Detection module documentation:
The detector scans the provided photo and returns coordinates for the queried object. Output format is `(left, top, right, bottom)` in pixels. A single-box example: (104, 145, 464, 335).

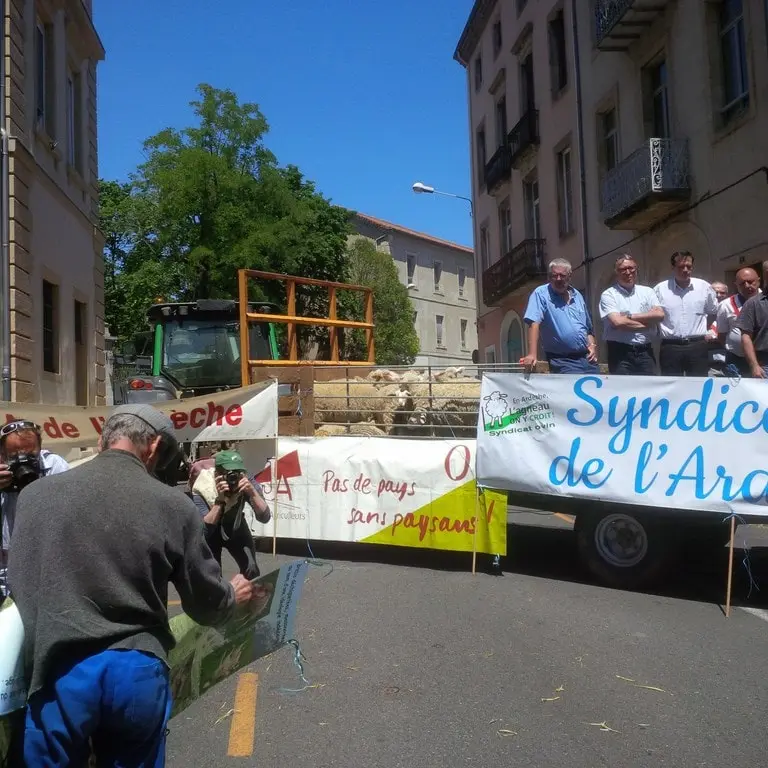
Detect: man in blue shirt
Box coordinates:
(521, 258, 599, 374)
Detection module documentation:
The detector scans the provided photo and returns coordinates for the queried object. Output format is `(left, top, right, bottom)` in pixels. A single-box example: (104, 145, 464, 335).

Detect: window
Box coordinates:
(516, 0, 528, 15)
(476, 125, 487, 183)
(474, 54, 483, 91)
(548, 9, 568, 94)
(460, 319, 468, 349)
(492, 20, 503, 59)
(485, 345, 497, 364)
(498, 198, 512, 255)
(67, 71, 84, 171)
(412, 310, 417, 325)
(495, 96, 508, 148)
(646, 60, 671, 137)
(406, 253, 416, 287)
(598, 108, 619, 173)
(74, 300, 88, 405)
(433, 261, 443, 292)
(35, 21, 55, 136)
(42, 280, 59, 374)
(502, 312, 525, 363)
(520, 53, 535, 110)
(719, 0, 749, 120)
(479, 225, 491, 272)
(458, 267, 466, 297)
(556, 146, 574, 236)
(523, 174, 541, 239)
(435, 315, 445, 348)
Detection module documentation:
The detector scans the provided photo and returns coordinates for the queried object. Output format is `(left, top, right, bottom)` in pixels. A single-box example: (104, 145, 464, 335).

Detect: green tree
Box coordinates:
(342, 238, 420, 366)
(99, 84, 351, 345)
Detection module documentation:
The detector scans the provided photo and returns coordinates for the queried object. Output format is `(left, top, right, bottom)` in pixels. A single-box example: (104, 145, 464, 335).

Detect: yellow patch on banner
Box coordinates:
(361, 481, 507, 555)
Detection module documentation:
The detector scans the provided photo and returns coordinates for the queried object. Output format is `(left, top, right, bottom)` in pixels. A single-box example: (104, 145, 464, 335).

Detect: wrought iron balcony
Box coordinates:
(508, 109, 539, 168)
(482, 239, 546, 306)
(601, 138, 690, 230)
(594, 0, 671, 52)
(483, 144, 512, 193)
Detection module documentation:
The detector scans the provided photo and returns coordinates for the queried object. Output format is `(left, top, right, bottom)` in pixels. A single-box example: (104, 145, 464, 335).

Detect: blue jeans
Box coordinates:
(24, 649, 172, 767)
(546, 352, 599, 374)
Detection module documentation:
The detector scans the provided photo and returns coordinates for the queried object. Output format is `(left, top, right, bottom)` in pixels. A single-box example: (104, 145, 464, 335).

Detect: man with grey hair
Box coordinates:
(8, 403, 258, 767)
(521, 258, 599, 374)
(599, 254, 664, 374)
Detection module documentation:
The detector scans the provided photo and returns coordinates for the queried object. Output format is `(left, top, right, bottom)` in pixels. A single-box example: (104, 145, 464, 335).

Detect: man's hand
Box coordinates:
(0, 463, 12, 491)
(230, 574, 256, 606)
(520, 353, 537, 370)
(751, 365, 766, 379)
(237, 475, 257, 499)
(587, 344, 598, 363)
(214, 475, 230, 501)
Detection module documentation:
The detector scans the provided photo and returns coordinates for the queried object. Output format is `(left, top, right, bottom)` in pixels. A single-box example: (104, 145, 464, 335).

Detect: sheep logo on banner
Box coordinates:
(482, 391, 511, 429)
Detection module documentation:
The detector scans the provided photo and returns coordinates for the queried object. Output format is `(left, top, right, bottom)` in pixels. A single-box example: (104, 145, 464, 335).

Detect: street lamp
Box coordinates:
(411, 182, 473, 218)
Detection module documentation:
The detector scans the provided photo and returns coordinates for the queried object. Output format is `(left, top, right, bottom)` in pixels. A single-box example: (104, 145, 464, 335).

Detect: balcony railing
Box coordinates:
(508, 109, 539, 168)
(594, 0, 671, 52)
(601, 138, 690, 230)
(484, 144, 512, 193)
(482, 239, 546, 306)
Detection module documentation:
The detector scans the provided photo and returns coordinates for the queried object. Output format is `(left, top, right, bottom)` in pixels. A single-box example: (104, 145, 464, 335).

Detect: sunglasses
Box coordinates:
(0, 420, 42, 441)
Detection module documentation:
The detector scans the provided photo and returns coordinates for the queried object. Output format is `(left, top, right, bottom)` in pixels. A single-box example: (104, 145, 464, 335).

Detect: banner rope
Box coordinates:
(278, 638, 315, 694)
(723, 509, 760, 599)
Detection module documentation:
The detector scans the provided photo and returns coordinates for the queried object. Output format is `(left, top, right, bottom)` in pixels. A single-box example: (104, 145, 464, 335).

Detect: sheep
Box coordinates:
(403, 377, 482, 438)
(366, 369, 401, 383)
(314, 422, 388, 437)
(313, 380, 386, 426)
(482, 391, 510, 428)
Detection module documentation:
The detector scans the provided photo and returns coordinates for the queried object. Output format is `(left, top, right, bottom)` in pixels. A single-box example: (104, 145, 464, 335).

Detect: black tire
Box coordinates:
(575, 510, 673, 590)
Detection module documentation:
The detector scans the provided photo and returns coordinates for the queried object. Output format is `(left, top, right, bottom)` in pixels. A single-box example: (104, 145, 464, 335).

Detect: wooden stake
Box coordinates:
(725, 516, 736, 617)
(271, 454, 278, 558)
(471, 484, 479, 575)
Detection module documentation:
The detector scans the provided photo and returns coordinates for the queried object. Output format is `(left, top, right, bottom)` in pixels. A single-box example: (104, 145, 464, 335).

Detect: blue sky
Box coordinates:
(94, 0, 474, 247)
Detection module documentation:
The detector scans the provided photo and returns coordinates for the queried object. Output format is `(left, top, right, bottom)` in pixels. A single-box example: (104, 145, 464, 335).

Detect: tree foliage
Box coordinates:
(342, 238, 419, 366)
(99, 84, 351, 345)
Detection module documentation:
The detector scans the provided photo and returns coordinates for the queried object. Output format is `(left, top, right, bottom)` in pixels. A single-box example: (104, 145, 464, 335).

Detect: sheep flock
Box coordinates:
(312, 366, 482, 439)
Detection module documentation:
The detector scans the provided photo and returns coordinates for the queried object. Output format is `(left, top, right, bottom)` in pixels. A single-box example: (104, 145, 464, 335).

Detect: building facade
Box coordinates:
(455, 0, 768, 361)
(2, 0, 105, 405)
(352, 213, 478, 368)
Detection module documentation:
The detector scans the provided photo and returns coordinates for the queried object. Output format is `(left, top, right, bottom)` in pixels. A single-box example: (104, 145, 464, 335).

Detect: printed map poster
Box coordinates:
(477, 372, 768, 517)
(246, 437, 507, 556)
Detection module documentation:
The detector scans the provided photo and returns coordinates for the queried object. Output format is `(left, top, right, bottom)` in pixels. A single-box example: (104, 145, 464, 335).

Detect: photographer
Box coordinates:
(0, 420, 69, 598)
(190, 449, 271, 580)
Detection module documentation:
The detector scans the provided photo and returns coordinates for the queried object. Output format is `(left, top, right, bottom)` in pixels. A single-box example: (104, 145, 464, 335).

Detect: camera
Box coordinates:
(226, 470, 243, 493)
(7, 452, 43, 493)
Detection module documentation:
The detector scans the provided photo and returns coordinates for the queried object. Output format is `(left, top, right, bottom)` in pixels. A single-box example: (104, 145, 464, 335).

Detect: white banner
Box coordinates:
(244, 437, 507, 555)
(476, 373, 768, 517)
(0, 600, 25, 716)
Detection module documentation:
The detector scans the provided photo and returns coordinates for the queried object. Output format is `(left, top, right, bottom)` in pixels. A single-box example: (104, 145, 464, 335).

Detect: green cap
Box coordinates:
(214, 450, 246, 472)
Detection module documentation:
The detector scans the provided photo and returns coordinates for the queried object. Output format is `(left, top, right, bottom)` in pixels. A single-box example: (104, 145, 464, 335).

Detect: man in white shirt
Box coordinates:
(599, 254, 664, 374)
(706, 282, 729, 375)
(716, 267, 761, 376)
(654, 250, 719, 376)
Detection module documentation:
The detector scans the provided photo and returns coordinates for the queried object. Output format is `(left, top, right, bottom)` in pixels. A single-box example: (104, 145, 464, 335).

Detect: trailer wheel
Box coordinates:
(575, 511, 671, 590)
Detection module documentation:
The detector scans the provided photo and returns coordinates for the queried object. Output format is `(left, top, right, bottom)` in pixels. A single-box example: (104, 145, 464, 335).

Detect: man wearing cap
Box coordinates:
(190, 448, 272, 580)
(8, 404, 259, 767)
(0, 420, 70, 599)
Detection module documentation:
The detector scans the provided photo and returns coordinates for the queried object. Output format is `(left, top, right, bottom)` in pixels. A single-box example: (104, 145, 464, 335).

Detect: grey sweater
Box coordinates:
(8, 449, 234, 696)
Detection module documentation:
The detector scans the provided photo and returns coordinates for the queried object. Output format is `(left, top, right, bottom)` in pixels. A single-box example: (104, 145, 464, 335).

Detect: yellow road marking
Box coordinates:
(227, 673, 259, 757)
(167, 600, 181, 606)
(554, 513, 575, 524)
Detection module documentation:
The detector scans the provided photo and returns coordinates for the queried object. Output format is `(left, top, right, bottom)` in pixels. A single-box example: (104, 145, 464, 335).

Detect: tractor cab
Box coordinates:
(113, 299, 279, 404)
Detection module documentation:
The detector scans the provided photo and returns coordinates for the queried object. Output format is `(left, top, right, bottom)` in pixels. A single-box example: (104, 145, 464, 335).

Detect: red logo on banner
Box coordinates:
(256, 450, 302, 501)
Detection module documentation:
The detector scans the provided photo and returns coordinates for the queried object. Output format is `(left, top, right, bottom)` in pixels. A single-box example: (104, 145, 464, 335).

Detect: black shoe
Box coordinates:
(490, 554, 503, 576)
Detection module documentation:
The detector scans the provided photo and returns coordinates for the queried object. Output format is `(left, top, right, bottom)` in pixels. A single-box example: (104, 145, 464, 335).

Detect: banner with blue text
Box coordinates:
(476, 373, 768, 516)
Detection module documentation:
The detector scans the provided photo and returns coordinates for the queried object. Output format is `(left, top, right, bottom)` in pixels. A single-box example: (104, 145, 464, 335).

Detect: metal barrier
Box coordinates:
(300, 362, 527, 440)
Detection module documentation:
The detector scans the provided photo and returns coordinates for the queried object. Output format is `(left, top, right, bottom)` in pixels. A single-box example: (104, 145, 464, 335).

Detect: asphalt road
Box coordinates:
(166, 518, 768, 768)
